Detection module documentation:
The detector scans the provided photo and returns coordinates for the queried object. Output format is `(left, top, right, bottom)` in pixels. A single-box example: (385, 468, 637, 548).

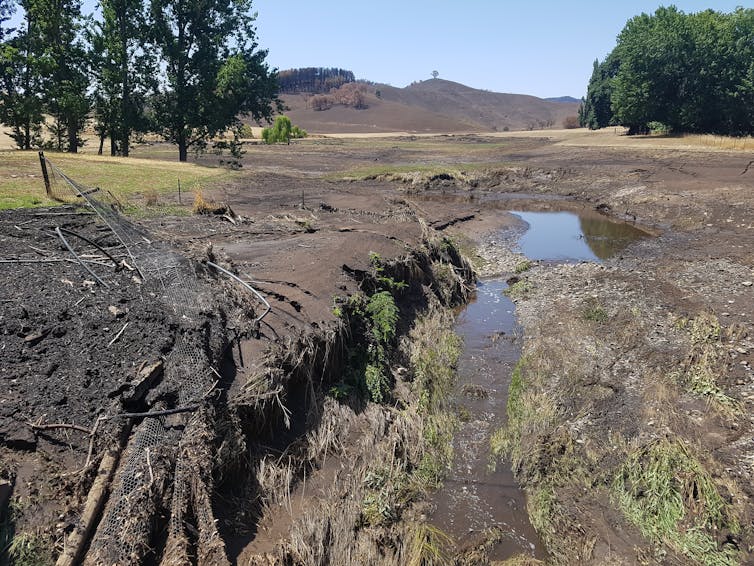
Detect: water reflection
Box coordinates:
(512, 210, 647, 261)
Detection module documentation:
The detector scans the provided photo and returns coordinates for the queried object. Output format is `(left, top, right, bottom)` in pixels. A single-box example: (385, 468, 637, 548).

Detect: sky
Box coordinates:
(253, 1, 748, 98)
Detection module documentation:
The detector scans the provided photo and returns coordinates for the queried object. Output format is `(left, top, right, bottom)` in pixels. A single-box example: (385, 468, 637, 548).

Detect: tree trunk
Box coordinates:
(67, 120, 78, 153)
(111, 136, 117, 157)
(98, 133, 105, 155)
(178, 132, 188, 162)
(120, 13, 130, 158)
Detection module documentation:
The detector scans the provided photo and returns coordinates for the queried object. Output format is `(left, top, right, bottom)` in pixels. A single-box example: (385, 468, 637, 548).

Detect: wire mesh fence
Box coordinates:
(41, 155, 252, 564)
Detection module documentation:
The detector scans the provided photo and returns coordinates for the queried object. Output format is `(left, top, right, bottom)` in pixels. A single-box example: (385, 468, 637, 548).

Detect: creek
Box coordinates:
(429, 209, 648, 560)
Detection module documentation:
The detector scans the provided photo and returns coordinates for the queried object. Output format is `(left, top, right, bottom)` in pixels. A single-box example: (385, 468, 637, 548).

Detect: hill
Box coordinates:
(276, 78, 580, 134)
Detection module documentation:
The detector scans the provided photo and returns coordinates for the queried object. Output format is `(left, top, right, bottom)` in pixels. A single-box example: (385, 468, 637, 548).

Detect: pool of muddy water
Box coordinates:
(429, 209, 648, 560)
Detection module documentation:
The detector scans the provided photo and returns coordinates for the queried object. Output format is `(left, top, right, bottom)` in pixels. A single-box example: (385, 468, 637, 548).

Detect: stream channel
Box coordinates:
(429, 209, 649, 560)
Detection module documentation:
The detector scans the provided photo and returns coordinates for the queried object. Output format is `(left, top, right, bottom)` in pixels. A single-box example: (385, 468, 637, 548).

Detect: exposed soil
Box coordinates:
(2, 133, 754, 565)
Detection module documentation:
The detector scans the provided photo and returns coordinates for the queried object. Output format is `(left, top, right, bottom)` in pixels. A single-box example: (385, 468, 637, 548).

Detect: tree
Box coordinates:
(89, 0, 155, 156)
(0, 0, 46, 149)
(261, 115, 306, 144)
(581, 54, 619, 129)
(34, 0, 91, 152)
(149, 0, 281, 161)
(431, 70, 439, 79)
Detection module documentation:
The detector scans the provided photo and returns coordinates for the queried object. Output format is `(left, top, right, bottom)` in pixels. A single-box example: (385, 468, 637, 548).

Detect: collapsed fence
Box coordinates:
(35, 154, 269, 565)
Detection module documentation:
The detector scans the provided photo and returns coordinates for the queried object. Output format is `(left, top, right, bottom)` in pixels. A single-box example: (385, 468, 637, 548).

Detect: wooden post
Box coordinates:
(178, 178, 182, 204)
(39, 151, 51, 196)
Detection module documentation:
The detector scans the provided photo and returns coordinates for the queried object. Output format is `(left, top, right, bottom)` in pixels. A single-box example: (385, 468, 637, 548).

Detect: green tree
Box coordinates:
(261, 115, 306, 144)
(30, 0, 90, 152)
(581, 54, 619, 129)
(0, 0, 46, 149)
(149, 0, 281, 161)
(89, 0, 155, 156)
(608, 6, 754, 135)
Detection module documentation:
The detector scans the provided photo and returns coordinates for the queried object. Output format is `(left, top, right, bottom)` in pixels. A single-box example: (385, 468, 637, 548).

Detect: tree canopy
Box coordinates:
(0, 0, 281, 160)
(581, 7, 754, 135)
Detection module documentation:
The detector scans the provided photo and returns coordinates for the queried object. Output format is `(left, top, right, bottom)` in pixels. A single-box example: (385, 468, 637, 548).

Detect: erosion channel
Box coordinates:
(429, 207, 649, 561)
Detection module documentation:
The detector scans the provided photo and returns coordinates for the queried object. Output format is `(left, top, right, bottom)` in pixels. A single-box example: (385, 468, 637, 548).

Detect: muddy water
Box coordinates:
(512, 210, 648, 261)
(429, 209, 648, 559)
(430, 280, 544, 560)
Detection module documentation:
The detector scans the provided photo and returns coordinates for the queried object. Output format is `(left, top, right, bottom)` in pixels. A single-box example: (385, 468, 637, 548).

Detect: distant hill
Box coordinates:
(545, 96, 581, 104)
(276, 78, 581, 134)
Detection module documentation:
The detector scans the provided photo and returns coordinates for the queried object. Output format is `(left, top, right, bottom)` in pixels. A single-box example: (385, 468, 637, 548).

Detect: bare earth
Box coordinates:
(1, 130, 753, 564)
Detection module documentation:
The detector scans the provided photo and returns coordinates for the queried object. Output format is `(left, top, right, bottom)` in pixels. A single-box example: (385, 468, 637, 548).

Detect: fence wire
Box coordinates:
(42, 158, 254, 564)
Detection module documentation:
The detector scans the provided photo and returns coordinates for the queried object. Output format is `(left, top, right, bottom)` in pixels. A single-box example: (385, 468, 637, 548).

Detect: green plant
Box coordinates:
(7, 532, 53, 566)
(366, 291, 398, 344)
(261, 115, 306, 144)
(612, 439, 739, 565)
(365, 363, 390, 404)
(514, 259, 533, 274)
(582, 301, 609, 323)
(503, 279, 533, 299)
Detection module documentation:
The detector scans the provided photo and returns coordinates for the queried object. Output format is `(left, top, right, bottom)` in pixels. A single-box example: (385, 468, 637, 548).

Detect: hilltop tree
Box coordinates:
(149, 0, 281, 161)
(89, 0, 155, 156)
(431, 70, 439, 79)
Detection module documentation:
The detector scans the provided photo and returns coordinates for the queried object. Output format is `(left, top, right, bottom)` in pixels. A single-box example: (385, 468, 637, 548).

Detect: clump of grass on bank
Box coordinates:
(503, 279, 533, 300)
(328, 161, 514, 186)
(582, 298, 609, 323)
(612, 439, 739, 565)
(407, 522, 454, 566)
(672, 313, 740, 415)
(514, 259, 534, 274)
(6, 532, 53, 566)
(0, 150, 233, 211)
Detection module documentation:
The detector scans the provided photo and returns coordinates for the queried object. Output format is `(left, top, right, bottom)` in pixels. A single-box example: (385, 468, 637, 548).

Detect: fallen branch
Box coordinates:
(28, 421, 92, 435)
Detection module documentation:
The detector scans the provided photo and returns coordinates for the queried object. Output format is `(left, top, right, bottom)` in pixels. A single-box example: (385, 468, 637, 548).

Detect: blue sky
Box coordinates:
(254, 1, 747, 98)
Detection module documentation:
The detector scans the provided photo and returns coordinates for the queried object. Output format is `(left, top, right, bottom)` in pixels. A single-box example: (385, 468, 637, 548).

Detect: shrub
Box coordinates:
(261, 115, 306, 144)
(563, 115, 580, 129)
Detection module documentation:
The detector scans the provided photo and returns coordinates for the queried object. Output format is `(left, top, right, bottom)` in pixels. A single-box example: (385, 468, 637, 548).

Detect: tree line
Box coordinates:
(0, 0, 281, 160)
(277, 67, 354, 94)
(580, 7, 754, 135)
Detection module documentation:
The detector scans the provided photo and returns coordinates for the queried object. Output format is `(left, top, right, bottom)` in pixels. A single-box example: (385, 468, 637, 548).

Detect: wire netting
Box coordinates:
(43, 158, 235, 564)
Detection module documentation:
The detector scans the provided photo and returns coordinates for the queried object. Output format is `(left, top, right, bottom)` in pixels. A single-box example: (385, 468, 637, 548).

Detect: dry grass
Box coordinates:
(0, 150, 231, 210)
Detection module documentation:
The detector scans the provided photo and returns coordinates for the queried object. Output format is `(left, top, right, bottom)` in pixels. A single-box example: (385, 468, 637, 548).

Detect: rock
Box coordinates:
(108, 305, 128, 318)
(742, 281, 753, 287)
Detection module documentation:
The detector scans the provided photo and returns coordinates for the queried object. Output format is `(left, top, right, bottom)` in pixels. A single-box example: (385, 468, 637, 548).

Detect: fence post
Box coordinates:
(39, 151, 51, 196)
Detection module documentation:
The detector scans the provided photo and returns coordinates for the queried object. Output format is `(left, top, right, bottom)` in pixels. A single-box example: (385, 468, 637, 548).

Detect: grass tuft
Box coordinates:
(612, 438, 739, 566)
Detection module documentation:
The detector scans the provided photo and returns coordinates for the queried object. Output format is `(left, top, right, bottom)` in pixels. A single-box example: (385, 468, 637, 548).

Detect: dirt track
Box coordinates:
(2, 132, 754, 564)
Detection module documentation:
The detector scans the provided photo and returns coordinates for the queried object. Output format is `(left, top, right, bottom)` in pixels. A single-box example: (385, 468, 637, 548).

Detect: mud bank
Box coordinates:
(477, 207, 754, 565)
(1, 200, 486, 564)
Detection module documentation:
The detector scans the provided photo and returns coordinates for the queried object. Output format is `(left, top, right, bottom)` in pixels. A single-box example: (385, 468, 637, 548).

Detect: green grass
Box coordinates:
(0, 150, 235, 211)
(514, 259, 533, 274)
(612, 439, 739, 565)
(327, 160, 514, 183)
(673, 313, 739, 415)
(503, 279, 533, 299)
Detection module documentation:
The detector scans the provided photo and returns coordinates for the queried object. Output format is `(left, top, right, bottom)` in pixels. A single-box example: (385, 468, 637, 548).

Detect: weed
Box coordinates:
(365, 363, 390, 404)
(673, 313, 739, 414)
(503, 279, 533, 299)
(144, 188, 158, 206)
(7, 532, 53, 566)
(407, 523, 454, 566)
(514, 259, 533, 274)
(366, 291, 398, 344)
(582, 301, 609, 323)
(612, 438, 739, 565)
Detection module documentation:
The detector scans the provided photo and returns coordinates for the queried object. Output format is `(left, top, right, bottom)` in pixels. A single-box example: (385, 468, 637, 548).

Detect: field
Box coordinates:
(1, 129, 753, 564)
